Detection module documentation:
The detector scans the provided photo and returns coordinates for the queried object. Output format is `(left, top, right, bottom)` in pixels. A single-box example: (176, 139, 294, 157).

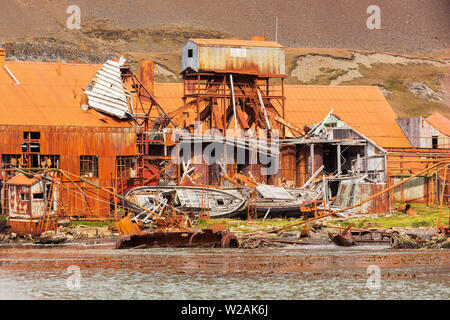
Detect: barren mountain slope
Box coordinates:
(0, 0, 448, 118)
(0, 0, 449, 53)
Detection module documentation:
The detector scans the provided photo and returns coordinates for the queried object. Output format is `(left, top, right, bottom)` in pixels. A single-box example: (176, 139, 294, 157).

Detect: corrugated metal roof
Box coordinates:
(426, 112, 450, 136)
(0, 61, 133, 128)
(190, 38, 283, 48)
(6, 174, 39, 186)
(84, 57, 131, 119)
(152, 83, 411, 148)
(282, 86, 411, 148)
(154, 83, 185, 112)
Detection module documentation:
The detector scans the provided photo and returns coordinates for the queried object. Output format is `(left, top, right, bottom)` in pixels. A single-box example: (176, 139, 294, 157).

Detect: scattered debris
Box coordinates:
(395, 203, 417, 216)
(328, 225, 356, 246)
(390, 232, 449, 249)
(34, 231, 67, 244)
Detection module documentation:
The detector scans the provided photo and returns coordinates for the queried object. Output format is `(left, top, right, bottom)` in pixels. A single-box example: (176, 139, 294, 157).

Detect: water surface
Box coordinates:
(0, 242, 448, 300)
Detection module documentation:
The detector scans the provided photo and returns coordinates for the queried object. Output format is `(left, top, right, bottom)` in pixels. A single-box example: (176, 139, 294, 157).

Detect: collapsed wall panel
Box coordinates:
(84, 57, 131, 119)
(334, 183, 389, 214)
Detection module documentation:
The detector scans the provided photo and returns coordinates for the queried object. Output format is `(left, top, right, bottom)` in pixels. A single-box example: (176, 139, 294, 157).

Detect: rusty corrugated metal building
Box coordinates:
(0, 53, 138, 219)
(182, 39, 285, 76)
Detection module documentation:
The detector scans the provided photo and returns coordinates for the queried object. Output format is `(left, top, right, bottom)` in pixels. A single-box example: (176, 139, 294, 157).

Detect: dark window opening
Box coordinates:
(20, 154, 40, 168)
(33, 193, 44, 200)
(20, 193, 30, 201)
(80, 156, 98, 178)
(21, 142, 40, 153)
(432, 136, 438, 149)
(188, 49, 193, 58)
(23, 132, 40, 140)
(21, 143, 41, 153)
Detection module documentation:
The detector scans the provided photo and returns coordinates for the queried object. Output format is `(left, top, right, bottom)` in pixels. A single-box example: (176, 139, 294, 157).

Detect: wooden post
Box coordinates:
(55, 172, 62, 232)
(310, 144, 315, 178)
(401, 181, 404, 203)
(437, 165, 448, 233)
(2, 173, 5, 217)
(337, 143, 341, 175)
(113, 171, 117, 220)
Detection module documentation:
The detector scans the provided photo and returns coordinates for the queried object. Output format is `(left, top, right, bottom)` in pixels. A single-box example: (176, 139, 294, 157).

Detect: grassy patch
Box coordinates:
(194, 202, 447, 232)
(68, 220, 115, 228)
(0, 215, 6, 222)
(194, 217, 308, 233)
(328, 203, 445, 228)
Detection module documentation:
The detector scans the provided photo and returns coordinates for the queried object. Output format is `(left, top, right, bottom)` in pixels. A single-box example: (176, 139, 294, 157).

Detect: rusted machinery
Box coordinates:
(328, 224, 356, 247)
(327, 225, 392, 245)
(116, 224, 240, 249)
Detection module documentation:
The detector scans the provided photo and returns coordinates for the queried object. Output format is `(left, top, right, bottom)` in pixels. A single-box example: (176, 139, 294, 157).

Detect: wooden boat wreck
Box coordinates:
(123, 185, 248, 219)
(252, 184, 321, 216)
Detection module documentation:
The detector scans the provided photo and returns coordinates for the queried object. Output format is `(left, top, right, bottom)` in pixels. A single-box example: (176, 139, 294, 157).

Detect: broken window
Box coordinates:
(116, 156, 138, 178)
(432, 136, 438, 149)
(80, 156, 98, 178)
(20, 193, 30, 201)
(22, 131, 41, 168)
(1, 154, 21, 169)
(332, 128, 353, 139)
(39, 155, 60, 169)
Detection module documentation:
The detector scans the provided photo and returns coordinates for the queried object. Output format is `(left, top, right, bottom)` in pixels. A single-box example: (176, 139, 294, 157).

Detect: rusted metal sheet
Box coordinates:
(296, 146, 308, 187)
(140, 60, 154, 97)
(6, 219, 41, 236)
(182, 39, 285, 77)
(116, 227, 240, 249)
(280, 145, 296, 186)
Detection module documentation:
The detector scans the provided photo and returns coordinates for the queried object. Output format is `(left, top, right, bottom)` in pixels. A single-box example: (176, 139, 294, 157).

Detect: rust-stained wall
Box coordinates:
(1, 125, 139, 217)
(9, 185, 31, 216)
(8, 182, 45, 218)
(280, 145, 296, 186)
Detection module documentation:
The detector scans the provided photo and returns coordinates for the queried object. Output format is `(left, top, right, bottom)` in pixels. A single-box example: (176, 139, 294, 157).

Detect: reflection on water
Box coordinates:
(0, 243, 448, 300)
